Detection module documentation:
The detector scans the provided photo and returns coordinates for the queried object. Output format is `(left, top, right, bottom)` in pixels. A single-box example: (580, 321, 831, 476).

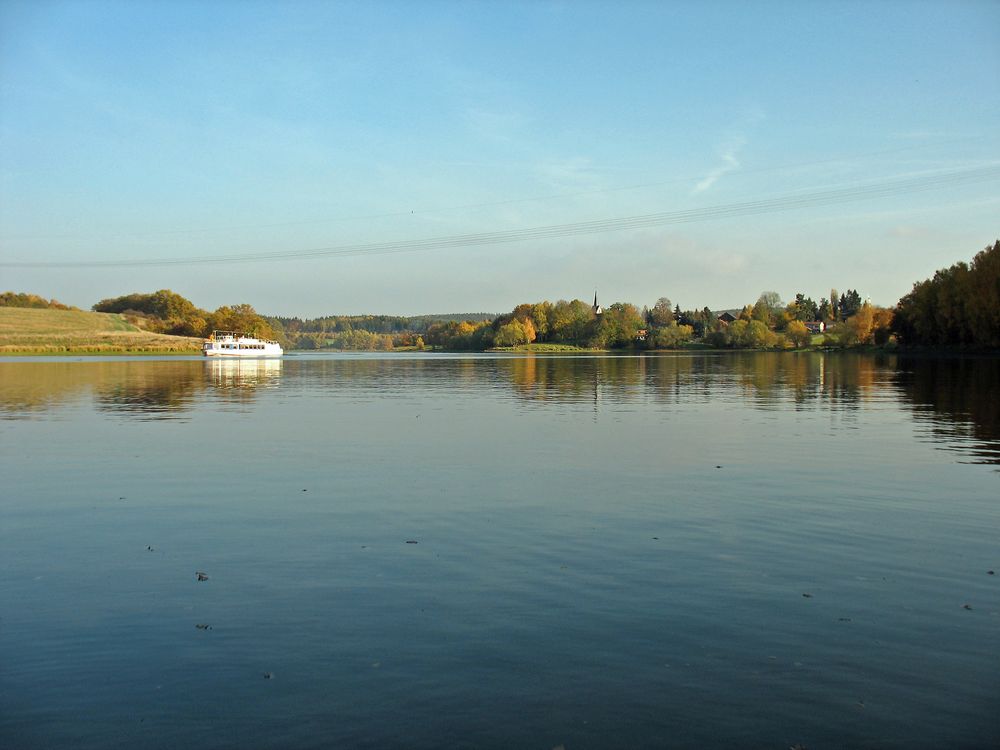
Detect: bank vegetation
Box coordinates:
(2, 239, 996, 354)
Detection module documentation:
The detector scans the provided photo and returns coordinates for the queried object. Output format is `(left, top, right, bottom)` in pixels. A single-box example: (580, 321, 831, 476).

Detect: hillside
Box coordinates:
(0, 307, 203, 354)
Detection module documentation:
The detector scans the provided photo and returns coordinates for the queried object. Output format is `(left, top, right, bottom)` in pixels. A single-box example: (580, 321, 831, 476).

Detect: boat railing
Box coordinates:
(208, 330, 280, 346)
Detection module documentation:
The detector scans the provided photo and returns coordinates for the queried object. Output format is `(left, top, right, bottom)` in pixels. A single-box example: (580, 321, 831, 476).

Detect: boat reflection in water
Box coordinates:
(206, 357, 283, 391)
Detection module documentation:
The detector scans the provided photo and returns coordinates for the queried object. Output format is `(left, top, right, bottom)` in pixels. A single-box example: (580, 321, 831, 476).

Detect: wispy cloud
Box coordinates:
(693, 138, 745, 194)
(693, 107, 765, 195)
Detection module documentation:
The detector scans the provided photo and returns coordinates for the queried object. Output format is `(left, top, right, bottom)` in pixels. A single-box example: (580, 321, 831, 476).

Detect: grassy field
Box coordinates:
(0, 307, 203, 354)
(479, 342, 601, 352)
(514, 342, 597, 352)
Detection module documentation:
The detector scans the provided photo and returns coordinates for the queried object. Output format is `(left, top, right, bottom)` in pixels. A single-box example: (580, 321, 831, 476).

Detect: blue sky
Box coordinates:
(1, 0, 998, 316)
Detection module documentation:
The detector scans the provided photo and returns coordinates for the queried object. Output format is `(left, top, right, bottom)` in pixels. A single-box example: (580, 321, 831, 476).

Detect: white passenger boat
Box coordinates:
(202, 330, 283, 358)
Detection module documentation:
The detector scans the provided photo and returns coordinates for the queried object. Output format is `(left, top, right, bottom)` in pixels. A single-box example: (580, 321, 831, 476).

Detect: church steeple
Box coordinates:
(592, 291, 602, 315)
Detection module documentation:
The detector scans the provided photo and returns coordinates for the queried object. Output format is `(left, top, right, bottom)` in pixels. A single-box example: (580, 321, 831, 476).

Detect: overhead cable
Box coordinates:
(2, 164, 997, 269)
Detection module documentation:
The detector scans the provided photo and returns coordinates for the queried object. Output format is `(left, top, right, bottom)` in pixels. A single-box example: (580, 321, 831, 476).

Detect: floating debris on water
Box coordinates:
(838, 617, 852, 622)
(263, 672, 273, 679)
(147, 546, 154, 551)
(802, 593, 813, 598)
(195, 624, 212, 630)
(196, 572, 209, 581)
(405, 540, 418, 544)
(962, 603, 973, 610)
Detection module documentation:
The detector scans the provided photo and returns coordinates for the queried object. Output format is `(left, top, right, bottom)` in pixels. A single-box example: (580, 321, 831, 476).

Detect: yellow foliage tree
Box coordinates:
(786, 320, 811, 348)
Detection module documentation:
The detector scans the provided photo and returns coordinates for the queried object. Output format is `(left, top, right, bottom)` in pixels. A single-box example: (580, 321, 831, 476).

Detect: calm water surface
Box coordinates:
(1, 352, 998, 749)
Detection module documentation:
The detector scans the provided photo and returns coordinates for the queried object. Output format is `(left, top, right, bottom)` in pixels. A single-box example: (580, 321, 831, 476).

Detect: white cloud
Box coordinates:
(693, 136, 746, 194)
(692, 107, 764, 195)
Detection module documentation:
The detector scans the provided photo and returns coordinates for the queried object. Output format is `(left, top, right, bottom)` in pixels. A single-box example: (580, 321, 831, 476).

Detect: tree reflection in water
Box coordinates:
(0, 358, 283, 421)
(894, 355, 1000, 465)
(0, 353, 997, 464)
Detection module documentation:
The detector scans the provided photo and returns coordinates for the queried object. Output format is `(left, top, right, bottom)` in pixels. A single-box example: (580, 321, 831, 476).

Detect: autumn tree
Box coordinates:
(548, 299, 595, 343)
(746, 319, 776, 348)
(494, 320, 533, 347)
(786, 320, 811, 348)
(752, 291, 782, 327)
(650, 323, 694, 348)
(1, 292, 74, 310)
(530, 302, 552, 341)
(647, 297, 675, 327)
(872, 307, 894, 345)
(207, 303, 276, 339)
(592, 303, 644, 348)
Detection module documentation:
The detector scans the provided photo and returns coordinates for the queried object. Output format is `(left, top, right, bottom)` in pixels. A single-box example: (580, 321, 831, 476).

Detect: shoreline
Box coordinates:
(3, 346, 996, 358)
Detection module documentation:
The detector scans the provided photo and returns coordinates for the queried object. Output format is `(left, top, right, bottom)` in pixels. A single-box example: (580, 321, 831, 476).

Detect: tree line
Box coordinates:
(422, 289, 896, 352)
(91, 290, 283, 343)
(0, 292, 76, 310)
(4, 238, 996, 351)
(892, 240, 1000, 348)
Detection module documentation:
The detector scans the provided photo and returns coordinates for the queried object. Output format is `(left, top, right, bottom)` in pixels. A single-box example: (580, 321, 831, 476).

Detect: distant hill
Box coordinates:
(0, 307, 203, 354)
(407, 312, 495, 328)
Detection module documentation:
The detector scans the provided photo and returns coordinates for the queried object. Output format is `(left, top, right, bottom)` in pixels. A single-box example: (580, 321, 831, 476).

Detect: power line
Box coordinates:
(2, 164, 998, 269)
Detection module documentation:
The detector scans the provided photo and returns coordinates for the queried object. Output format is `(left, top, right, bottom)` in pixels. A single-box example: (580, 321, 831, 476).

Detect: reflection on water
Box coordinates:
(0, 357, 284, 421)
(502, 351, 892, 411)
(95, 362, 203, 419)
(895, 355, 1000, 465)
(207, 357, 283, 390)
(0, 352, 998, 463)
(1, 351, 998, 749)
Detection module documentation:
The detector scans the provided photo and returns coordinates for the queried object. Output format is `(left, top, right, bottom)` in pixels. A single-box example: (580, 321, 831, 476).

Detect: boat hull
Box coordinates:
(203, 349, 283, 357)
(202, 331, 283, 357)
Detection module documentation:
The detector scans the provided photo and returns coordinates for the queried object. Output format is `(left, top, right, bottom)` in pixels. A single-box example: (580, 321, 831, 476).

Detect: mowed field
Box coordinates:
(0, 307, 203, 354)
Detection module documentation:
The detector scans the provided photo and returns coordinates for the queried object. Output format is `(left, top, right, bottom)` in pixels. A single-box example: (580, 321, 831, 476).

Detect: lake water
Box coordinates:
(1, 352, 997, 749)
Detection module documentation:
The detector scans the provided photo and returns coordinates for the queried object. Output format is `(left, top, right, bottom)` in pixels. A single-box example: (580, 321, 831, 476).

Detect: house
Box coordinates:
(636, 329, 648, 341)
(717, 312, 736, 324)
(804, 321, 826, 334)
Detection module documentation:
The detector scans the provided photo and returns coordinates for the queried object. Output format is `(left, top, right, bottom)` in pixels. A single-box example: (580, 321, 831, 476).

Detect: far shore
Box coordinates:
(9, 344, 992, 358)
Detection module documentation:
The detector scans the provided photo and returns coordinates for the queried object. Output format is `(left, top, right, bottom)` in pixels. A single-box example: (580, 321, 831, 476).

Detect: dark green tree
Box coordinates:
(839, 289, 863, 320)
(893, 240, 1000, 348)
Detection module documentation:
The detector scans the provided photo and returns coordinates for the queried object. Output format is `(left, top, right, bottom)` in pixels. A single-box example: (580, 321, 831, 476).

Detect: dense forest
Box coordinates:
(273, 312, 492, 350)
(892, 240, 1000, 348)
(3, 238, 996, 352)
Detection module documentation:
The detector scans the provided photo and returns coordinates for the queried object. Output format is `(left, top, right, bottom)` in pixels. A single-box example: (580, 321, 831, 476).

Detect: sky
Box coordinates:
(1, 0, 998, 317)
